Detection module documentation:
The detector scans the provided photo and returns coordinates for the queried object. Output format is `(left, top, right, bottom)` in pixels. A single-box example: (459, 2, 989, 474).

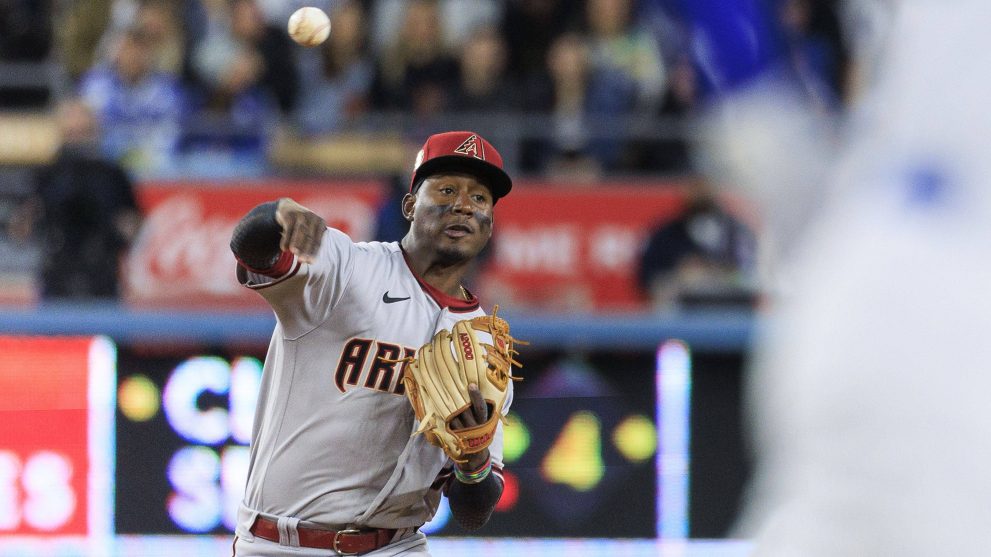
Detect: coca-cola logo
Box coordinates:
(125, 195, 237, 299)
(124, 191, 377, 304)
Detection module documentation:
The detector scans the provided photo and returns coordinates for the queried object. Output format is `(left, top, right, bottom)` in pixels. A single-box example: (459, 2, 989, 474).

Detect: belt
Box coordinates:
(249, 516, 397, 555)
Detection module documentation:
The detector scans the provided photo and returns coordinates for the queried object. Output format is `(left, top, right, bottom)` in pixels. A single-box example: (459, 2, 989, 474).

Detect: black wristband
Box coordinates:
(446, 469, 503, 531)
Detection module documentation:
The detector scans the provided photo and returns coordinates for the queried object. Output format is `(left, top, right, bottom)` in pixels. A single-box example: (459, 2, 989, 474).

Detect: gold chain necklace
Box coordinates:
(459, 285, 470, 301)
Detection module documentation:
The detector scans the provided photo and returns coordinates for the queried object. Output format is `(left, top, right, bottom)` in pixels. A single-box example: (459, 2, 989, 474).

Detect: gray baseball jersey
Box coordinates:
(233, 227, 510, 538)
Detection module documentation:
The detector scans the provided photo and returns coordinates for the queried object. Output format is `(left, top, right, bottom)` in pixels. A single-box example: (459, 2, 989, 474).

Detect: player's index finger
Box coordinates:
(289, 216, 313, 257)
(279, 212, 297, 252)
(293, 225, 313, 259)
(469, 384, 486, 421)
(302, 218, 324, 257)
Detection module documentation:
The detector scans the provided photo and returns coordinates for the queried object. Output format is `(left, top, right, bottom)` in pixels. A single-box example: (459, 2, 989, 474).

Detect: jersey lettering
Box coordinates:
(392, 348, 416, 395)
(335, 339, 417, 395)
(366, 343, 401, 392)
(335, 338, 373, 392)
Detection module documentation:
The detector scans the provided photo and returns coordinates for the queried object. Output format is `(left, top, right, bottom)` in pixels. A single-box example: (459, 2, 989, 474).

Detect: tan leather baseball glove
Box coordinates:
(401, 310, 524, 463)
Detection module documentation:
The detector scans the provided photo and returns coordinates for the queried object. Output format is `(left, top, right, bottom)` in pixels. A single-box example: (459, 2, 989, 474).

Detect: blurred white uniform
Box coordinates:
(738, 2, 991, 555)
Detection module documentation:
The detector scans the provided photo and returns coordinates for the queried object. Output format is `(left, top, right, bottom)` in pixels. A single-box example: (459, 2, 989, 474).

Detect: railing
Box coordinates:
(0, 107, 697, 177)
(0, 60, 70, 103)
(0, 302, 755, 351)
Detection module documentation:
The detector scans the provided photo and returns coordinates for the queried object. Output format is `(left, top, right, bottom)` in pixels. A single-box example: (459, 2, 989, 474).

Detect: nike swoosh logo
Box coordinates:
(382, 291, 411, 304)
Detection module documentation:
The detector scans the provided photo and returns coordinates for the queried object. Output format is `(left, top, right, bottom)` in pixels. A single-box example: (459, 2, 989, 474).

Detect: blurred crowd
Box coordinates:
(1, 0, 849, 179)
(0, 0, 851, 310)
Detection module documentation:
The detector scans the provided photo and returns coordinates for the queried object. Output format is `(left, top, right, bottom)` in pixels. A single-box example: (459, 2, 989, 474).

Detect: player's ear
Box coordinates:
(402, 193, 416, 221)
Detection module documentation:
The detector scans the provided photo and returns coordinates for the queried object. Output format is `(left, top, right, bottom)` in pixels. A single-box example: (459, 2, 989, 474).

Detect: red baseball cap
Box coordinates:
(409, 131, 513, 201)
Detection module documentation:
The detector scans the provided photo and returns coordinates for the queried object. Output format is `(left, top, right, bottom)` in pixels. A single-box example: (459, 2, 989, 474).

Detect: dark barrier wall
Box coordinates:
(690, 352, 751, 538)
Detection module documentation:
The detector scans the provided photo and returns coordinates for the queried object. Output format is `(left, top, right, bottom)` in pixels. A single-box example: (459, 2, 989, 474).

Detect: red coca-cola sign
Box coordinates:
(476, 182, 689, 311)
(124, 178, 750, 311)
(124, 180, 386, 307)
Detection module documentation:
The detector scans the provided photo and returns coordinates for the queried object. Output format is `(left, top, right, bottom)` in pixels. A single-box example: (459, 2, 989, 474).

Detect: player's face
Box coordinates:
(406, 173, 494, 264)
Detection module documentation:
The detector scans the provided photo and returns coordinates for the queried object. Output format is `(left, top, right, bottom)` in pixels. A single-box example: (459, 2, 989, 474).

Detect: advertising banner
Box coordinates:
(125, 180, 687, 310)
(0, 336, 115, 537)
(124, 180, 386, 307)
(479, 182, 685, 310)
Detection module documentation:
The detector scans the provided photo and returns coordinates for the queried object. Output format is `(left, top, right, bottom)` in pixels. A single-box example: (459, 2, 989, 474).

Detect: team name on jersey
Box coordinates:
(334, 338, 417, 395)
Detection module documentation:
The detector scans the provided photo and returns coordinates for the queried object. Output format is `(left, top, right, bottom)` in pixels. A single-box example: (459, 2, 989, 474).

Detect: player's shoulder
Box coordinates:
(323, 228, 399, 254)
(352, 239, 401, 256)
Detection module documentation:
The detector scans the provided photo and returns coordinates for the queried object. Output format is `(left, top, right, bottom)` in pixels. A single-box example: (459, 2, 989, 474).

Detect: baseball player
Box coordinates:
(228, 131, 512, 556)
(735, 3, 991, 555)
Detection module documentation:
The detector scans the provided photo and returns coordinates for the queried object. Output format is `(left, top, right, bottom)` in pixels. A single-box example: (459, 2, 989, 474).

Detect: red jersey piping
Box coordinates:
(236, 250, 294, 277)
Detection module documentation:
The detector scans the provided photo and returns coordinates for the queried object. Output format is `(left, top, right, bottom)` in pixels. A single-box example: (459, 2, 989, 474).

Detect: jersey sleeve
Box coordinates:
(236, 227, 356, 339)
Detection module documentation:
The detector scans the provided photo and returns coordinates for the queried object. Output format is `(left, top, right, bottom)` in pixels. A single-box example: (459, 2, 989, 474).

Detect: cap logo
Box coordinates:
(453, 134, 485, 160)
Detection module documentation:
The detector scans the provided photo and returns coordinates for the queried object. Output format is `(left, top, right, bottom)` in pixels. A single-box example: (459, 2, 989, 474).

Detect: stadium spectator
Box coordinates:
(778, 0, 846, 110)
(132, 0, 185, 76)
(658, 56, 700, 123)
(522, 32, 636, 175)
(228, 0, 298, 113)
(630, 54, 699, 173)
(14, 98, 142, 300)
(58, 0, 205, 82)
(585, 0, 667, 111)
(450, 26, 520, 112)
(370, 0, 459, 116)
(78, 27, 184, 175)
(637, 177, 758, 313)
(57, 0, 113, 81)
(293, 0, 373, 135)
(370, 0, 501, 53)
(86, 0, 188, 76)
(501, 0, 584, 83)
(189, 0, 293, 109)
(183, 0, 290, 174)
(182, 0, 297, 114)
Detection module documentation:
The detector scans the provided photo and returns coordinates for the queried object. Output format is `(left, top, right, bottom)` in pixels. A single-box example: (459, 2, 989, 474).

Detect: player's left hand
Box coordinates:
(450, 384, 490, 471)
(401, 313, 521, 466)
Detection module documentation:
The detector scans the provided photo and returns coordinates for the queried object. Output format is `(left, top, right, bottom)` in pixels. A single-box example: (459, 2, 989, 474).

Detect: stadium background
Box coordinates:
(0, 0, 850, 555)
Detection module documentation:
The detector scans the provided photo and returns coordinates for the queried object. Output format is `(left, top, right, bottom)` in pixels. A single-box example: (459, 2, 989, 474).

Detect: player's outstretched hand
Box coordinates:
(275, 197, 326, 263)
(450, 384, 490, 471)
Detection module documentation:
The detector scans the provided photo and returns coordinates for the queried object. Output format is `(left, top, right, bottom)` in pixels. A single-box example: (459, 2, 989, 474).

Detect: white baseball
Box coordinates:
(288, 7, 331, 47)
